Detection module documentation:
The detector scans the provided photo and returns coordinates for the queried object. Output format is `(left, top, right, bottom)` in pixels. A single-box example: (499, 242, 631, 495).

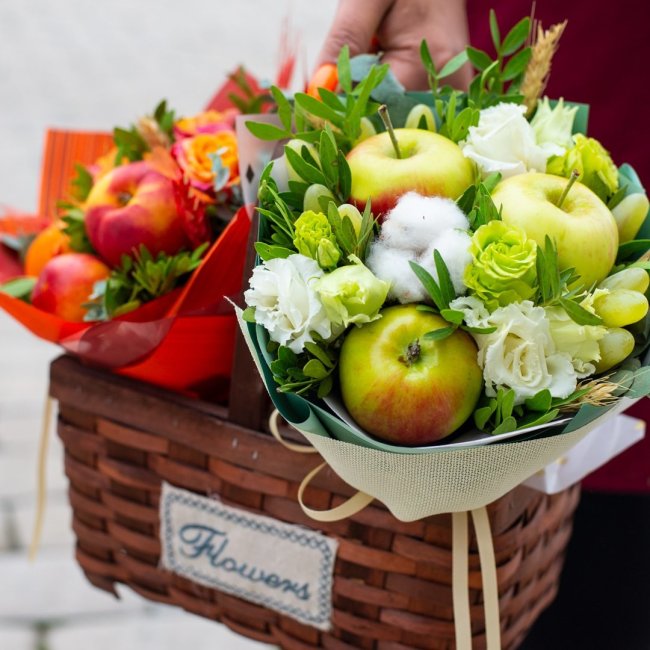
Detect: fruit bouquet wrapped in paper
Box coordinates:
(239, 12, 650, 518)
(0, 70, 277, 396)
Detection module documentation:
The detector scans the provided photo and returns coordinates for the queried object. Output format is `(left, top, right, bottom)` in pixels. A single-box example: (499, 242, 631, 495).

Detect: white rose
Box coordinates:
(450, 298, 577, 404)
(461, 103, 552, 179)
(244, 254, 332, 353)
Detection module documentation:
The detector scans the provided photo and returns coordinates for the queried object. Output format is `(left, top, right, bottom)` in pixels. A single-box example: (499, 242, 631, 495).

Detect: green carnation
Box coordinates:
(315, 256, 389, 328)
(293, 210, 341, 271)
(547, 134, 619, 202)
(464, 221, 537, 311)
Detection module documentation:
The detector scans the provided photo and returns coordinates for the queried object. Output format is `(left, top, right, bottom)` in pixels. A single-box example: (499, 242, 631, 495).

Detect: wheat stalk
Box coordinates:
(559, 375, 621, 412)
(521, 20, 568, 115)
(136, 116, 171, 150)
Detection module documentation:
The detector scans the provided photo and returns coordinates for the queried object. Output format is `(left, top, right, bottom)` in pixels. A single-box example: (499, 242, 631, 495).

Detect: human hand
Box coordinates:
(317, 0, 472, 91)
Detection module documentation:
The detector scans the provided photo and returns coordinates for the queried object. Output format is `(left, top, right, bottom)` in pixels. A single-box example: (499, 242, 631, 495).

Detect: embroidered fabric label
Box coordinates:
(160, 482, 338, 631)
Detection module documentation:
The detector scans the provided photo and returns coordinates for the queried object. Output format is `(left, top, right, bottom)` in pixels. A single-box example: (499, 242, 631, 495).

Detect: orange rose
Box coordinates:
(173, 131, 239, 191)
(174, 109, 238, 138)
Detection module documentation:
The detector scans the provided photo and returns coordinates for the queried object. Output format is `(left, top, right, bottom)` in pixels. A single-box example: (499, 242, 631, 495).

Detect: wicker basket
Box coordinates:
(50, 350, 580, 650)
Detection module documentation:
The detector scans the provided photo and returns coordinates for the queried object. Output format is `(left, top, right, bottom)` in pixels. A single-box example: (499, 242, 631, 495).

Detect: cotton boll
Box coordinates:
(366, 240, 428, 304)
(419, 229, 472, 296)
(381, 192, 470, 254)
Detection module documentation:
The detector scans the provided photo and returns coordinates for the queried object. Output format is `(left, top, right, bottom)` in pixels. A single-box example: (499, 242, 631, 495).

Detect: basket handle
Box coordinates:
(228, 209, 270, 430)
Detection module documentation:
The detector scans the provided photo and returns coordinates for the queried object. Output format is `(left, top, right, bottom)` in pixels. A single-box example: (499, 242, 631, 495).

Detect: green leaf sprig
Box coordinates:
(410, 253, 496, 341)
(456, 173, 502, 229)
(535, 236, 603, 326)
(246, 46, 388, 153)
(86, 243, 207, 320)
(262, 338, 338, 398)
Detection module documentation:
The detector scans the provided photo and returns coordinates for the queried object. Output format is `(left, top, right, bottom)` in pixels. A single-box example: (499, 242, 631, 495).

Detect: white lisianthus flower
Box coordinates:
(530, 97, 578, 153)
(461, 103, 553, 179)
(244, 254, 332, 353)
(449, 298, 577, 404)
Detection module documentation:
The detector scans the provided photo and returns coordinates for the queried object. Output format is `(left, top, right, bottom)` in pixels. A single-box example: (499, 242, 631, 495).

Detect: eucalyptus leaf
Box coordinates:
(559, 297, 604, 326)
(467, 47, 493, 72)
(501, 17, 530, 56)
(525, 389, 552, 412)
(0, 276, 36, 300)
(303, 358, 329, 380)
(423, 326, 457, 341)
(438, 51, 469, 79)
(440, 309, 465, 325)
(493, 416, 517, 435)
(246, 121, 291, 141)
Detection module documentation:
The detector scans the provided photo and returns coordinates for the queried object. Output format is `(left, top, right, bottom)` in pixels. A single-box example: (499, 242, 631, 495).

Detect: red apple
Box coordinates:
(492, 173, 619, 288)
(84, 160, 189, 267)
(339, 305, 482, 445)
(346, 128, 475, 219)
(32, 253, 110, 322)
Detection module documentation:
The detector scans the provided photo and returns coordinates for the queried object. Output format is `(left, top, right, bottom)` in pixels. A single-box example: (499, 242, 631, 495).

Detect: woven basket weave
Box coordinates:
(50, 352, 580, 650)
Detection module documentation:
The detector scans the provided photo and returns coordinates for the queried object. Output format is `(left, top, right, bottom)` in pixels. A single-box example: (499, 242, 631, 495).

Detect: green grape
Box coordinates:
(337, 203, 363, 235)
(303, 184, 335, 213)
(354, 117, 377, 145)
(594, 289, 649, 327)
(405, 104, 436, 132)
(612, 193, 649, 243)
(595, 327, 635, 373)
(599, 267, 649, 294)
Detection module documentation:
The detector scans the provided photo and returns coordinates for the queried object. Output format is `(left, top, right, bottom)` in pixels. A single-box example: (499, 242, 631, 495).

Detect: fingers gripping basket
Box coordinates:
(50, 353, 580, 649)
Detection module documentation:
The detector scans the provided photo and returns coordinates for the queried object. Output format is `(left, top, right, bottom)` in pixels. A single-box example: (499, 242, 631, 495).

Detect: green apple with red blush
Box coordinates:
(346, 106, 475, 219)
(338, 305, 483, 445)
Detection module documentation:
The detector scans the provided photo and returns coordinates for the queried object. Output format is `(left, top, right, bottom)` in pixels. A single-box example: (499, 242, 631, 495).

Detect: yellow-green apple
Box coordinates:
(339, 304, 482, 445)
(492, 173, 619, 288)
(84, 161, 189, 267)
(346, 128, 474, 219)
(32, 253, 109, 322)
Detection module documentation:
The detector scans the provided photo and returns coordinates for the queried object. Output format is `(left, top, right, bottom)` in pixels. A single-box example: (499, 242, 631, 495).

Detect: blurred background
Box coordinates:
(0, 2, 336, 648)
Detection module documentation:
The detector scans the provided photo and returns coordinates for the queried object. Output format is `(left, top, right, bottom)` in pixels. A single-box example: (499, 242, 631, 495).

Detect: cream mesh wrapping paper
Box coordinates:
(298, 427, 590, 521)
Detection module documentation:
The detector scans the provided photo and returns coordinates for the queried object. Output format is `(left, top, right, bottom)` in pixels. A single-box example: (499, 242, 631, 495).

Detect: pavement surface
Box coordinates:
(0, 1, 337, 648)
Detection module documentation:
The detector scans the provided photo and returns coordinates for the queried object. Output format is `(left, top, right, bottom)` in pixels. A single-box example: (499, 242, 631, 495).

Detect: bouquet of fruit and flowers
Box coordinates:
(0, 70, 276, 396)
(240, 12, 650, 511)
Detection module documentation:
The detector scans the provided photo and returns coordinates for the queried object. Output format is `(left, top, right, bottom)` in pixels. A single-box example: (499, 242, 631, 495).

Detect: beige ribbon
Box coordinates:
(29, 393, 54, 561)
(268, 410, 502, 648)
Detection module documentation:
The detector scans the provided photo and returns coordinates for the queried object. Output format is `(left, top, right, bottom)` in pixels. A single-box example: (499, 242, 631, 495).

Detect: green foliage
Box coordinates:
(267, 339, 338, 398)
(456, 174, 502, 229)
(58, 204, 96, 254)
(227, 67, 274, 114)
(535, 236, 603, 326)
(114, 99, 176, 163)
(474, 386, 561, 435)
(0, 276, 36, 302)
(85, 244, 207, 321)
(70, 164, 94, 202)
(246, 47, 389, 153)
(419, 10, 532, 142)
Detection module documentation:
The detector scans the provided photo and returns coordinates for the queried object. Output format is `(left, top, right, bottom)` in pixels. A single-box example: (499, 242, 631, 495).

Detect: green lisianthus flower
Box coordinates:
(545, 302, 607, 377)
(315, 256, 389, 328)
(546, 134, 619, 202)
(530, 97, 578, 150)
(293, 210, 341, 270)
(464, 221, 537, 311)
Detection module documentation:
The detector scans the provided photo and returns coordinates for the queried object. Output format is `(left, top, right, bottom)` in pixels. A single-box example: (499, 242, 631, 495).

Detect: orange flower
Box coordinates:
(173, 131, 239, 191)
(174, 109, 238, 138)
